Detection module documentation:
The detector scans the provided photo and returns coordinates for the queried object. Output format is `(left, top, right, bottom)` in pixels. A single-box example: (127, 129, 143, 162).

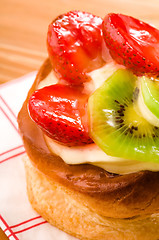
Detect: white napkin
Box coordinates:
(0, 72, 77, 240)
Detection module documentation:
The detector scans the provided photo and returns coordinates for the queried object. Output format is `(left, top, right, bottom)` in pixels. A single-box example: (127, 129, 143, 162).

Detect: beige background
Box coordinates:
(0, 0, 159, 238)
(1, 0, 159, 84)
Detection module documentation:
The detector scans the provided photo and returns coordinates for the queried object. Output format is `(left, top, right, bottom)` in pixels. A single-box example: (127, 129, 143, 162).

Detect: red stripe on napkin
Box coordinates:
(0, 215, 19, 240)
(9, 221, 47, 236)
(10, 216, 42, 229)
(0, 151, 25, 164)
(0, 106, 19, 133)
(0, 96, 17, 119)
(0, 145, 24, 157)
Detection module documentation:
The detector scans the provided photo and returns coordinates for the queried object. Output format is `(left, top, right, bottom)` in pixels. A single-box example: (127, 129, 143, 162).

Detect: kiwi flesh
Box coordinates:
(88, 69, 159, 163)
(138, 76, 159, 126)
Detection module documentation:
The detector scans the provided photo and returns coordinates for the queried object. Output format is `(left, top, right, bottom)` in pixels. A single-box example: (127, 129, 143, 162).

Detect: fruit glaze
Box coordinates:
(27, 11, 159, 175)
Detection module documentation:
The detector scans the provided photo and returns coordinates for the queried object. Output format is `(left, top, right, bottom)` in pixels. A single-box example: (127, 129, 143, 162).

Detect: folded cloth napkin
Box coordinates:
(0, 72, 77, 240)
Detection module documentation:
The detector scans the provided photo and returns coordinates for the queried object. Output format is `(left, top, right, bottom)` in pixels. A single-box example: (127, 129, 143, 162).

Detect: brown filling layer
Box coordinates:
(18, 58, 159, 218)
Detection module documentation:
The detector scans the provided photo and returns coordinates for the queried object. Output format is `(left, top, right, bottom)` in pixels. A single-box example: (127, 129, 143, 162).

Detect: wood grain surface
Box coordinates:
(1, 0, 159, 84)
(0, 0, 159, 239)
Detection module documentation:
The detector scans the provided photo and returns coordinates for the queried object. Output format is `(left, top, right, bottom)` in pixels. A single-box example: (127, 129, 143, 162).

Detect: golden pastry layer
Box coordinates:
(18, 59, 159, 220)
(24, 155, 159, 240)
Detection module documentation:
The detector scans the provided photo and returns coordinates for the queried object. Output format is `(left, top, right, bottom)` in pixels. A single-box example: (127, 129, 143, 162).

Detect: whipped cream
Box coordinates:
(38, 62, 159, 174)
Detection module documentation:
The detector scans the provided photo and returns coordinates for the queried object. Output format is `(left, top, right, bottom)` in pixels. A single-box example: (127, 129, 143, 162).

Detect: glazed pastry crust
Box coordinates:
(18, 59, 159, 219)
(24, 155, 159, 240)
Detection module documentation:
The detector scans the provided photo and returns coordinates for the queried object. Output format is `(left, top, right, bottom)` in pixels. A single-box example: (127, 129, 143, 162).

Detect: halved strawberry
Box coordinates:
(102, 13, 159, 77)
(28, 84, 93, 146)
(47, 11, 105, 85)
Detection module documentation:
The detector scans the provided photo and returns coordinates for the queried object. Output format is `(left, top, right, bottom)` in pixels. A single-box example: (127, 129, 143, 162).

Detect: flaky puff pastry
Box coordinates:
(24, 155, 159, 240)
(18, 59, 159, 240)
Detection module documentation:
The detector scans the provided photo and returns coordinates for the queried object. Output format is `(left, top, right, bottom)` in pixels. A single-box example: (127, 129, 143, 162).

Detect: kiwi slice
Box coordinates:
(88, 69, 159, 163)
(138, 76, 159, 126)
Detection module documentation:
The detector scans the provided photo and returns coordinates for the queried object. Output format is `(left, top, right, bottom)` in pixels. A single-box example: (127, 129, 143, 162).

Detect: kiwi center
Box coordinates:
(114, 96, 158, 139)
(88, 69, 159, 163)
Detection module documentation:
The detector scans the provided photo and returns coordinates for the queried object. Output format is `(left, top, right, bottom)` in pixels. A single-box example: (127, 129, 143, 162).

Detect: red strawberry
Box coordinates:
(102, 13, 159, 77)
(47, 11, 105, 85)
(28, 84, 93, 146)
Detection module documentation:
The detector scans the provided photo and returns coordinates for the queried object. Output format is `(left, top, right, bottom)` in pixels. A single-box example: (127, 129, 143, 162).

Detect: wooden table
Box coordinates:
(1, 0, 159, 239)
(1, 0, 159, 84)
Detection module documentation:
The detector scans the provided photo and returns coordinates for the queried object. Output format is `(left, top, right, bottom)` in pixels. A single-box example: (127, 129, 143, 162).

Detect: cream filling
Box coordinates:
(38, 62, 159, 174)
(45, 135, 159, 174)
(138, 79, 159, 127)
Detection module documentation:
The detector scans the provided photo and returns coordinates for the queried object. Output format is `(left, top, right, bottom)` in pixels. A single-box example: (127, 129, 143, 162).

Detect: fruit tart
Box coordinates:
(18, 11, 159, 240)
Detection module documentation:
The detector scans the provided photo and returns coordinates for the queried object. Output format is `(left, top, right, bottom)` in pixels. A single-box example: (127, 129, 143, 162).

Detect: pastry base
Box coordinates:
(24, 155, 159, 240)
